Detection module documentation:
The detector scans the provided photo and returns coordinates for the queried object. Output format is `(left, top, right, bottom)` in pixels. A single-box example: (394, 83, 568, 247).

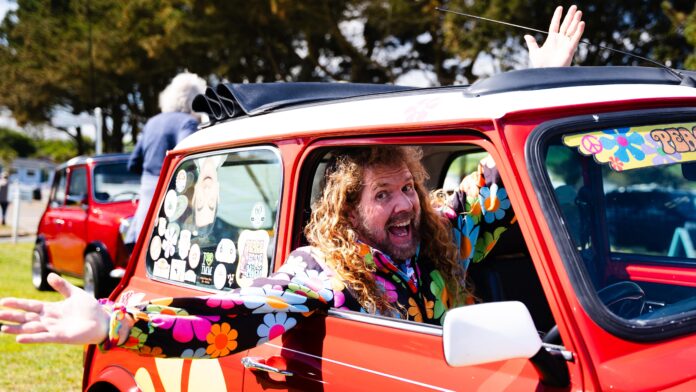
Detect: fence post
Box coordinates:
(11, 178, 20, 244)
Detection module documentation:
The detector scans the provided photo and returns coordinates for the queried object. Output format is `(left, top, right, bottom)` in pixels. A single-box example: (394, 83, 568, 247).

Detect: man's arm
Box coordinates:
(0, 248, 335, 358)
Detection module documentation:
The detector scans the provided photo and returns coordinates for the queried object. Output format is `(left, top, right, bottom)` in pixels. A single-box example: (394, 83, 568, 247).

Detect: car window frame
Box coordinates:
(293, 133, 529, 334)
(526, 107, 696, 341)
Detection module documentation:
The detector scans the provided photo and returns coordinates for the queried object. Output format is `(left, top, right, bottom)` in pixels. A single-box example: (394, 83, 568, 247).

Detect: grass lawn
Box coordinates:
(0, 243, 83, 392)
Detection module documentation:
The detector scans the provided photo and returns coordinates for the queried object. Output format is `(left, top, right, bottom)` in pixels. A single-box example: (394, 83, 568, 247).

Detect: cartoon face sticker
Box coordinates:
(163, 190, 178, 218)
(149, 235, 162, 260)
(175, 169, 193, 193)
(153, 258, 170, 279)
(188, 243, 201, 269)
(250, 202, 266, 229)
(191, 155, 225, 228)
(213, 264, 227, 290)
(178, 230, 192, 259)
(215, 238, 237, 264)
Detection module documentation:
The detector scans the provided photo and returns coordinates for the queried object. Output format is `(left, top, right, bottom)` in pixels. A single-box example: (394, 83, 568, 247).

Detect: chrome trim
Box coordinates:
(328, 309, 443, 336)
(542, 342, 574, 362)
(242, 356, 293, 376)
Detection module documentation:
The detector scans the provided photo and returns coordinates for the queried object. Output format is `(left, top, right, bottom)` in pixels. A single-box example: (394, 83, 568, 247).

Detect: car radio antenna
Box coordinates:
(436, 7, 696, 87)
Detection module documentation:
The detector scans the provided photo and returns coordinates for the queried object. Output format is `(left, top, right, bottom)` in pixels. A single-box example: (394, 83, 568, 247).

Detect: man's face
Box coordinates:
(351, 163, 421, 262)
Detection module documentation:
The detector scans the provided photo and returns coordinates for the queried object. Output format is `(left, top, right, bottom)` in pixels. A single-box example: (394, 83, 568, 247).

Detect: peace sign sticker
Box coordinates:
(581, 135, 603, 155)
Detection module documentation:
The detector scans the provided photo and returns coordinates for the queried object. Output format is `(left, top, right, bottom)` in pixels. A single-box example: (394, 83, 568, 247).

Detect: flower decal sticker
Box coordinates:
(206, 322, 238, 358)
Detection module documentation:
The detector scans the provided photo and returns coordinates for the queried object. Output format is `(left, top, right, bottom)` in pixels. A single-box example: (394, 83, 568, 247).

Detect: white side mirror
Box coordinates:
(443, 301, 542, 367)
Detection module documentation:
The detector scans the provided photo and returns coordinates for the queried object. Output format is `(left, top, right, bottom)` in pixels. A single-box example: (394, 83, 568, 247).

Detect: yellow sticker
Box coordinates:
(562, 122, 696, 171)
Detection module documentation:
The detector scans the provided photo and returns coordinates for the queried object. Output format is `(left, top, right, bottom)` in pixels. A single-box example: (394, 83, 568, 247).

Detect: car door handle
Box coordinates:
(54, 218, 65, 225)
(241, 357, 293, 376)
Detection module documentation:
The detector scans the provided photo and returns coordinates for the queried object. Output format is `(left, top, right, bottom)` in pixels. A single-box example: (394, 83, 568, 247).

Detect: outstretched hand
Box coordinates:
(0, 273, 109, 345)
(525, 5, 585, 68)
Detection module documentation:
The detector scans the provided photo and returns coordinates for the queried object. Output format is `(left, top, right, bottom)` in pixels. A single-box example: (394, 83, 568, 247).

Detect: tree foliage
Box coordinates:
(1, 0, 696, 155)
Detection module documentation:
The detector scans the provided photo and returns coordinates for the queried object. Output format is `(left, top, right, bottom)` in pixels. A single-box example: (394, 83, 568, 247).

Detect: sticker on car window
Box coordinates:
(215, 238, 237, 264)
(153, 258, 170, 279)
(250, 202, 266, 229)
(149, 235, 162, 260)
(175, 169, 193, 193)
(188, 243, 200, 269)
(170, 259, 186, 282)
(236, 229, 270, 287)
(157, 217, 167, 237)
(563, 122, 696, 171)
(178, 230, 192, 259)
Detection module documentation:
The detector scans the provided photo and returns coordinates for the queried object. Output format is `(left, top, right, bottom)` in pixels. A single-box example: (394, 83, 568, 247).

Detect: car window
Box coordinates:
(93, 162, 141, 203)
(146, 147, 282, 292)
(543, 120, 696, 333)
(302, 144, 556, 334)
(66, 166, 88, 204)
(50, 169, 67, 207)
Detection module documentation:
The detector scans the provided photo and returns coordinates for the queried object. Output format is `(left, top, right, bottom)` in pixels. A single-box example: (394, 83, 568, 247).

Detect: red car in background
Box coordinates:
(33, 153, 140, 298)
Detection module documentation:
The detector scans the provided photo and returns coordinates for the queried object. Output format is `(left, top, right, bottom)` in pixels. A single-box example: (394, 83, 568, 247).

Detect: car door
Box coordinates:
(241, 136, 558, 391)
(53, 165, 89, 275)
(43, 168, 67, 269)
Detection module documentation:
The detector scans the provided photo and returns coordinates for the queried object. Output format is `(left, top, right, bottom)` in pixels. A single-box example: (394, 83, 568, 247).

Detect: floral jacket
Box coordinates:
(113, 161, 515, 359)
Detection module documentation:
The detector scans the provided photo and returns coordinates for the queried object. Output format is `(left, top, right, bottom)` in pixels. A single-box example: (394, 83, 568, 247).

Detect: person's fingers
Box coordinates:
(0, 308, 30, 324)
(524, 35, 539, 52)
(570, 21, 585, 50)
(16, 331, 62, 344)
(566, 10, 582, 37)
(548, 6, 563, 34)
(0, 297, 45, 313)
(559, 5, 577, 36)
(48, 272, 78, 299)
(1, 321, 47, 335)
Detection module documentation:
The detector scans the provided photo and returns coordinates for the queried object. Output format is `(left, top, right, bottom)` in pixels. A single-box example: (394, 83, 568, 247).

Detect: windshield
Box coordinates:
(544, 121, 696, 327)
(93, 162, 141, 203)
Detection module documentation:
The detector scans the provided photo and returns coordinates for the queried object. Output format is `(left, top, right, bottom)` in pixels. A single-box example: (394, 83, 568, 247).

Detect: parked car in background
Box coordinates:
(84, 67, 696, 391)
(33, 153, 140, 297)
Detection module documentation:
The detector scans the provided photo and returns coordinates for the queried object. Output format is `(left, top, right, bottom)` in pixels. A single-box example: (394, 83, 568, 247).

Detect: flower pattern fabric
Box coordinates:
(449, 160, 516, 269)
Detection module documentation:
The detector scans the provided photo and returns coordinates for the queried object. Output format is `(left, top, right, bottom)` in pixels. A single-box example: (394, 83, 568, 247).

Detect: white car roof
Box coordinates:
(176, 67, 696, 152)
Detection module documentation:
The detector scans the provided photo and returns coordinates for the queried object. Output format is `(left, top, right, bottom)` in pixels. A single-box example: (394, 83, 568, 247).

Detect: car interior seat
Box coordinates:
(466, 223, 556, 333)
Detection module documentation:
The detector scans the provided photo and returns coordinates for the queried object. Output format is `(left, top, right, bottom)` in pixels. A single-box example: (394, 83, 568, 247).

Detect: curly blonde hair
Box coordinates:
(304, 146, 467, 315)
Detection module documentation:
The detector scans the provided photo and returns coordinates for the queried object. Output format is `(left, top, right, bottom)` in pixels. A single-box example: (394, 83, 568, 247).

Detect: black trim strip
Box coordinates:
(526, 107, 696, 342)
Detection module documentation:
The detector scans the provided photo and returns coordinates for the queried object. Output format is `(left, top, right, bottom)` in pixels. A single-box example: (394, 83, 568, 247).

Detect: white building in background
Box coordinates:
(1, 158, 55, 201)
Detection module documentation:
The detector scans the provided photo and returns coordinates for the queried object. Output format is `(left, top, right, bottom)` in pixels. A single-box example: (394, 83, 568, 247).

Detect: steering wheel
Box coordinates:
(110, 190, 139, 202)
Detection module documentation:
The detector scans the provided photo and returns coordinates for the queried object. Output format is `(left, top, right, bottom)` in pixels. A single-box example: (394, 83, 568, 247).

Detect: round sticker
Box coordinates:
(188, 243, 201, 269)
(213, 263, 227, 290)
(158, 217, 167, 237)
(163, 190, 178, 218)
(215, 238, 237, 264)
(178, 230, 192, 259)
(149, 235, 162, 260)
(250, 202, 266, 229)
(175, 170, 192, 193)
(184, 269, 197, 283)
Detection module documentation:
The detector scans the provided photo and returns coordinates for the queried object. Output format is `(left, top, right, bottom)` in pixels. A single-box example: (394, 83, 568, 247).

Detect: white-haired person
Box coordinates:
(125, 72, 207, 246)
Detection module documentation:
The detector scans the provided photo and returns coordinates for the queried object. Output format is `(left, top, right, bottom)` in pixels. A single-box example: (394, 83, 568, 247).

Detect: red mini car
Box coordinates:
(84, 67, 696, 391)
(34, 153, 140, 298)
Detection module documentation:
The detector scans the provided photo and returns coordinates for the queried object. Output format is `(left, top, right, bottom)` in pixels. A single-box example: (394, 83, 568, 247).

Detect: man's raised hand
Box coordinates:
(525, 5, 585, 68)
